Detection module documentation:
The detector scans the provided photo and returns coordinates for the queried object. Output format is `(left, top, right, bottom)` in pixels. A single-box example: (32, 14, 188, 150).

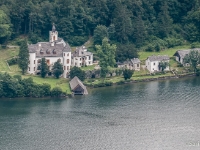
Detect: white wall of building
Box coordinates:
(28, 53, 36, 74)
(63, 52, 71, 78)
(146, 59, 169, 73)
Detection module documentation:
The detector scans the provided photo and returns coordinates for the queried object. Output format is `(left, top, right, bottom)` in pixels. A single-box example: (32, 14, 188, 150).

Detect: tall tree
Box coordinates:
(93, 25, 108, 45)
(52, 60, 64, 78)
(41, 58, 49, 78)
(0, 10, 12, 45)
(156, 1, 173, 38)
(113, 4, 132, 43)
(70, 66, 85, 81)
(18, 39, 29, 75)
(96, 37, 116, 68)
(184, 50, 200, 72)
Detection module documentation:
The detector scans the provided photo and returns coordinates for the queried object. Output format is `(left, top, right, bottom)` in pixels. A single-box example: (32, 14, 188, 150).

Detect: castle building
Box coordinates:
(28, 24, 71, 78)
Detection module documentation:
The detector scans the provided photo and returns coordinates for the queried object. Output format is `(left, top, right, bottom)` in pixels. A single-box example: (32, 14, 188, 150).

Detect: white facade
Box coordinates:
(28, 25, 94, 78)
(28, 24, 71, 78)
(145, 55, 170, 73)
(71, 46, 93, 67)
(117, 58, 141, 71)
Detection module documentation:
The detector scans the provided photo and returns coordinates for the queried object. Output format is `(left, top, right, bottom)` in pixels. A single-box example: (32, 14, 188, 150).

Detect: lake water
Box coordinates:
(1, 77, 200, 150)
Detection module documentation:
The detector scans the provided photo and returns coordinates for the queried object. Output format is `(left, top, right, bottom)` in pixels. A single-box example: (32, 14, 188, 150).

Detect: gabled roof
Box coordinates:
(69, 76, 88, 95)
(72, 46, 93, 57)
(174, 48, 200, 58)
(147, 55, 169, 62)
(28, 40, 71, 57)
(131, 58, 140, 64)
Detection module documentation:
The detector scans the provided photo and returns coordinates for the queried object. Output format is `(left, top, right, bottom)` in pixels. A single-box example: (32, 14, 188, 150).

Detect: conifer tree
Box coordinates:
(41, 58, 49, 78)
(18, 39, 29, 75)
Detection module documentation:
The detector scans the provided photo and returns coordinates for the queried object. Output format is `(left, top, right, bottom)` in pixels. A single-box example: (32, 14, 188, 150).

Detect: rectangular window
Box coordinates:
(67, 59, 69, 64)
(67, 66, 69, 70)
(154, 63, 155, 65)
(80, 63, 82, 66)
(34, 60, 35, 64)
(137, 64, 139, 67)
(67, 53, 69, 56)
(29, 67, 30, 71)
(80, 58, 82, 61)
(64, 53, 65, 56)
(47, 59, 50, 65)
(64, 66, 66, 70)
(34, 67, 35, 71)
(89, 56, 91, 60)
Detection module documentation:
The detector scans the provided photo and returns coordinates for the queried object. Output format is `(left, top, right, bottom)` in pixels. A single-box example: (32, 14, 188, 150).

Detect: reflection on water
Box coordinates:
(1, 77, 200, 150)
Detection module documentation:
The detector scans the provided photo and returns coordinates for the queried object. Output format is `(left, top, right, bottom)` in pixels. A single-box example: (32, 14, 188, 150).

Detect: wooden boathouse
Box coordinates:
(69, 76, 88, 95)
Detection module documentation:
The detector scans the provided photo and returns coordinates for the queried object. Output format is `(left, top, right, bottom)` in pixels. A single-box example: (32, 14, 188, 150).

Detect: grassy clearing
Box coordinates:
(21, 75, 72, 94)
(0, 47, 19, 72)
(81, 65, 96, 71)
(139, 45, 191, 60)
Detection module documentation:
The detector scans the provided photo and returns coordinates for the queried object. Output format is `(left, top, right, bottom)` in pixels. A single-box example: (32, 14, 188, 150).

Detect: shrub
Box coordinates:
(105, 81, 113, 86)
(51, 87, 62, 97)
(7, 57, 18, 66)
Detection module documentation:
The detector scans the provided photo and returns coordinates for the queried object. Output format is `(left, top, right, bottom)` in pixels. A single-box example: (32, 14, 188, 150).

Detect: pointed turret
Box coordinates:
(49, 23, 58, 43)
(52, 23, 56, 32)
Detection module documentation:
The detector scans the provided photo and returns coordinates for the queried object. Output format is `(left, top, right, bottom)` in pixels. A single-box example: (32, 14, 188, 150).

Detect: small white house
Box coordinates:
(71, 46, 93, 67)
(145, 55, 170, 73)
(117, 58, 141, 71)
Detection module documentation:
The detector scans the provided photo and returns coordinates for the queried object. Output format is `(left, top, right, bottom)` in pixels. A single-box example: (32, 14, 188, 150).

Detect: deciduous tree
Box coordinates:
(184, 50, 200, 72)
(123, 69, 134, 80)
(70, 66, 86, 81)
(52, 60, 64, 79)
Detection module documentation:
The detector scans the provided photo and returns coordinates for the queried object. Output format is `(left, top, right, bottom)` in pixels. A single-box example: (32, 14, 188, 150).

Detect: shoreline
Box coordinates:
(85, 73, 197, 88)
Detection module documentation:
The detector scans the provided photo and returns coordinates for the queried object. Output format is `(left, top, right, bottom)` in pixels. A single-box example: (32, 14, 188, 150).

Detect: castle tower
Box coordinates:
(49, 23, 58, 46)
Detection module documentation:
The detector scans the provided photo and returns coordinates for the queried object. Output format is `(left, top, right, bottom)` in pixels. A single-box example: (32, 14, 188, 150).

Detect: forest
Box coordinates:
(0, 0, 200, 58)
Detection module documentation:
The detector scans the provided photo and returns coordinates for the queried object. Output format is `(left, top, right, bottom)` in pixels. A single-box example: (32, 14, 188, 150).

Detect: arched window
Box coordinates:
(53, 36, 55, 41)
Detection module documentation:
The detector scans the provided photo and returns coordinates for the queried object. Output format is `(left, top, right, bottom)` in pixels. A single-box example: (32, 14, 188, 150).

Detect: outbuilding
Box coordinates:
(145, 55, 170, 73)
(69, 76, 88, 95)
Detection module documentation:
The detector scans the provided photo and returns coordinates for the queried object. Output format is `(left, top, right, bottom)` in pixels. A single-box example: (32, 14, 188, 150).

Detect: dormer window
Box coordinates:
(46, 49, 50, 54)
(40, 49, 44, 54)
(53, 49, 56, 54)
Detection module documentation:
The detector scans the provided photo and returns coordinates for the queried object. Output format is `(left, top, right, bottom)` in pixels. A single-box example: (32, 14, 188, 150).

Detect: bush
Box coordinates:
(105, 81, 113, 86)
(51, 87, 62, 97)
(123, 69, 134, 80)
(191, 42, 200, 48)
(117, 80, 125, 85)
(7, 57, 18, 66)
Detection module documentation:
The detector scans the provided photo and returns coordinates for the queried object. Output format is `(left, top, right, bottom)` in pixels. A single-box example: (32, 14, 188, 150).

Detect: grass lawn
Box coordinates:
(139, 45, 191, 61)
(81, 65, 96, 71)
(22, 75, 72, 94)
(0, 47, 19, 72)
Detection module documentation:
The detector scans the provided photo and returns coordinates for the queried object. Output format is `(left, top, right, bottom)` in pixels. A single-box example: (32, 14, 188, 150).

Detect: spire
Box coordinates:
(52, 23, 56, 32)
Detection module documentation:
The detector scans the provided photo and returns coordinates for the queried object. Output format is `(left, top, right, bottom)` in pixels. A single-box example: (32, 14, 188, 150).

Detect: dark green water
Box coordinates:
(1, 77, 200, 150)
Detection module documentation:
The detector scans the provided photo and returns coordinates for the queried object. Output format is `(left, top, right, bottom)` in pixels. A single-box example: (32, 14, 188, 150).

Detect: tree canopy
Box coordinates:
(0, 0, 200, 48)
(70, 66, 86, 81)
(52, 60, 64, 79)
